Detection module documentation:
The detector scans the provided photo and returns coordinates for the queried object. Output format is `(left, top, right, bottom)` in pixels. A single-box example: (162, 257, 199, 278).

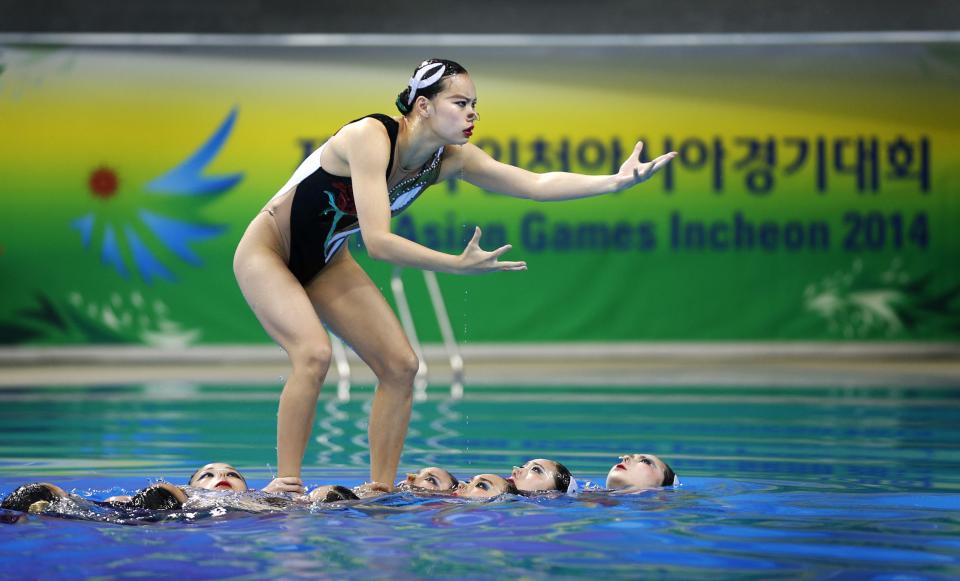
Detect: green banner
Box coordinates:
(1, 44, 957, 344)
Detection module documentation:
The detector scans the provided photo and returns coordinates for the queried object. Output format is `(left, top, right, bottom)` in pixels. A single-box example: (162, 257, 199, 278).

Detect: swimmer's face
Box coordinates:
(511, 458, 563, 492)
(422, 74, 478, 145)
(455, 474, 512, 499)
(405, 467, 458, 491)
(189, 463, 248, 492)
(606, 454, 669, 490)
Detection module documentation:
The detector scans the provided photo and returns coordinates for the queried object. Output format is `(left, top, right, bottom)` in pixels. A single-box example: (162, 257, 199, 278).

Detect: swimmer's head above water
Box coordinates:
(308, 485, 359, 503)
(0, 482, 67, 513)
(395, 59, 469, 116)
(188, 463, 248, 492)
(606, 454, 677, 490)
(510, 458, 574, 494)
(455, 474, 519, 499)
(395, 59, 477, 147)
(401, 467, 459, 492)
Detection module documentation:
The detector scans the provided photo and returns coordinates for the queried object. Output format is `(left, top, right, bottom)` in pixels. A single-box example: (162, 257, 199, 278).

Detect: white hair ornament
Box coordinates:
(406, 62, 447, 106)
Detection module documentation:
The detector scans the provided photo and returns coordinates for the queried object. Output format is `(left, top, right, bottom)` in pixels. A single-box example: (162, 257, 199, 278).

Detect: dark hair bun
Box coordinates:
(395, 89, 413, 114)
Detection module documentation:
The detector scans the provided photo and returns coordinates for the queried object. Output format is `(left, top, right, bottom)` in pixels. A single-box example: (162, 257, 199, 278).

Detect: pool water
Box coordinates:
(1, 382, 959, 579)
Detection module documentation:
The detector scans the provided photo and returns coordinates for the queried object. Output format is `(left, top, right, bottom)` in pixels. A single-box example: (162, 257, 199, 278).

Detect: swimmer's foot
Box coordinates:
(129, 483, 188, 510)
(0, 482, 68, 513)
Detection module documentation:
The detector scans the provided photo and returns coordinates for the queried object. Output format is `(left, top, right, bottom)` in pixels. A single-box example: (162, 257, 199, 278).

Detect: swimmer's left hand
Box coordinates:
(263, 476, 304, 494)
(614, 141, 677, 191)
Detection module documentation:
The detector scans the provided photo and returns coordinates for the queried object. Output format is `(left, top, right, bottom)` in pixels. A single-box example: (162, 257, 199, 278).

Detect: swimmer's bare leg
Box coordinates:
(234, 214, 329, 492)
(306, 247, 418, 487)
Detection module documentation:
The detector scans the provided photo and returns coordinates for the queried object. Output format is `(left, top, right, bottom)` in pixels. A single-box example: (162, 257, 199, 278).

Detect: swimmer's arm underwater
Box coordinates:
(452, 141, 677, 201)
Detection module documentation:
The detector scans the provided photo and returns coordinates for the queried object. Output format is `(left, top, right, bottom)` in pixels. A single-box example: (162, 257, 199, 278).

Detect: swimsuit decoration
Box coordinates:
(285, 114, 444, 284)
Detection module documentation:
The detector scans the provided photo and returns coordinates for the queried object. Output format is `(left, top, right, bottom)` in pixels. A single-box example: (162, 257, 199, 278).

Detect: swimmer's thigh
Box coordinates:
(304, 247, 415, 374)
(234, 215, 329, 353)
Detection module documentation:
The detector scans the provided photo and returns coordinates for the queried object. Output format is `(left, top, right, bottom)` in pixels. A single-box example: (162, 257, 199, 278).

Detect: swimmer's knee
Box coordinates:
(290, 343, 333, 384)
(373, 349, 419, 388)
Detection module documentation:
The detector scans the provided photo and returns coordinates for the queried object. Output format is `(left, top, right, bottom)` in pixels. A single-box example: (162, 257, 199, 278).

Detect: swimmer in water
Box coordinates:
(185, 462, 359, 502)
(187, 462, 250, 491)
(184, 462, 356, 503)
(398, 466, 460, 493)
(103, 462, 258, 503)
(1, 464, 356, 520)
(509, 458, 575, 494)
(2, 481, 187, 513)
(605, 453, 677, 490)
(455, 474, 519, 499)
(307, 485, 359, 503)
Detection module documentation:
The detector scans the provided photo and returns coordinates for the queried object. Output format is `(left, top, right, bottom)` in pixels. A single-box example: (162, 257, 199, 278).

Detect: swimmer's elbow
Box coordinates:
(524, 175, 549, 201)
(362, 232, 392, 261)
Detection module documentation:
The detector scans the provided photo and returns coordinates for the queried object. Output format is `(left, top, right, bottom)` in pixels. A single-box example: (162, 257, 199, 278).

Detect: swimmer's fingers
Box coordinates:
(490, 244, 514, 259)
(630, 151, 678, 184)
(467, 226, 482, 248)
(458, 232, 526, 274)
(491, 245, 526, 270)
(263, 477, 305, 494)
(484, 245, 527, 272)
(618, 140, 677, 187)
(649, 152, 678, 173)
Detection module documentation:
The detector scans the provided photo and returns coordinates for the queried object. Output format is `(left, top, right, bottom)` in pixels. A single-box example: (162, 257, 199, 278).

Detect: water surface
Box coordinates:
(1, 382, 958, 579)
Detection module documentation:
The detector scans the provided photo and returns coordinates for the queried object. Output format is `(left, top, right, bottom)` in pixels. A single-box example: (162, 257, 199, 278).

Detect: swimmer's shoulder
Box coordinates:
(320, 116, 394, 174)
(340, 115, 395, 140)
(437, 143, 486, 181)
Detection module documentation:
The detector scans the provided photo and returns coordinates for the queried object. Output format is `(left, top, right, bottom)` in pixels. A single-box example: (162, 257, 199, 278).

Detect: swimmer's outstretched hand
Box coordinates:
(263, 476, 304, 495)
(456, 227, 527, 274)
(614, 141, 678, 191)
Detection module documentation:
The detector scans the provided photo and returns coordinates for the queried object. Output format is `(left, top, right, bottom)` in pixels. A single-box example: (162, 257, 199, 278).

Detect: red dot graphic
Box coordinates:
(89, 166, 119, 199)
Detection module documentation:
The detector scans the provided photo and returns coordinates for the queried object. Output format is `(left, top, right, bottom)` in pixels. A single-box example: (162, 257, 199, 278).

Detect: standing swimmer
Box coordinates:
(233, 59, 677, 494)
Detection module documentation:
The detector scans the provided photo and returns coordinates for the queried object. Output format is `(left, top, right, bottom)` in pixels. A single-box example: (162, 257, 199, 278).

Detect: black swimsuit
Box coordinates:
(270, 114, 444, 285)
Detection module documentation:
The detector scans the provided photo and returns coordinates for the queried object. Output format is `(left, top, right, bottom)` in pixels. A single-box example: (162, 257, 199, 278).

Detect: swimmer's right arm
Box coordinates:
(346, 121, 526, 275)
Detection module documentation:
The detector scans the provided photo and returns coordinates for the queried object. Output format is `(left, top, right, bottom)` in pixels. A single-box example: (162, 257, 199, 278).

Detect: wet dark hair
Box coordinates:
(130, 485, 183, 510)
(319, 485, 359, 503)
(1, 483, 60, 512)
(503, 479, 520, 496)
(662, 462, 677, 486)
(435, 468, 459, 490)
(552, 461, 573, 493)
(395, 58, 469, 115)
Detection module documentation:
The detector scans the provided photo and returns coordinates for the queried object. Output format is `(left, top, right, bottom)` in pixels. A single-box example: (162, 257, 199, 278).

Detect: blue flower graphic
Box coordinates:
(71, 107, 242, 283)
